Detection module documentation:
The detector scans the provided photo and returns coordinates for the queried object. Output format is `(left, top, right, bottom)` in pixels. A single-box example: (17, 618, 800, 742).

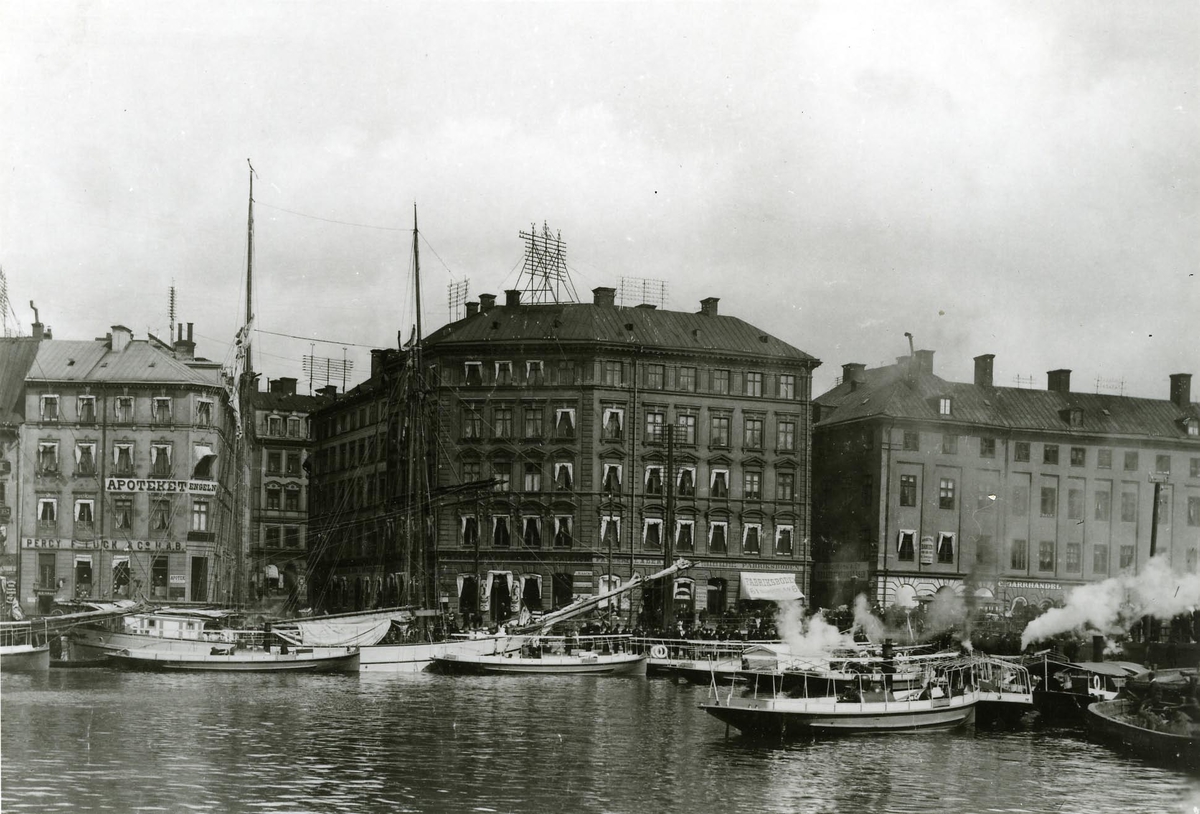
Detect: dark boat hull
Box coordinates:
(1087, 699, 1200, 772)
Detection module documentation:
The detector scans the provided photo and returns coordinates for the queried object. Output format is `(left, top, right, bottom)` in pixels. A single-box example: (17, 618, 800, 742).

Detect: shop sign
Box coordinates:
(170, 574, 186, 585)
(813, 561, 870, 580)
(919, 536, 935, 565)
(105, 478, 218, 495)
(22, 537, 185, 552)
(997, 579, 1062, 591)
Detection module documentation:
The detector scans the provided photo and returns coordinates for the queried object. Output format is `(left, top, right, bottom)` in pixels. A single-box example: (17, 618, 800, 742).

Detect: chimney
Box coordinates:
(914, 349, 935, 375)
(110, 325, 132, 352)
(30, 301, 45, 340)
(699, 297, 719, 316)
(371, 349, 387, 379)
(635, 303, 657, 310)
(842, 363, 866, 388)
(1047, 369, 1072, 394)
(269, 377, 298, 396)
(173, 321, 195, 360)
(465, 301, 479, 318)
(1092, 634, 1105, 663)
(592, 287, 616, 307)
(1169, 373, 1192, 408)
(479, 293, 496, 312)
(973, 354, 995, 388)
(505, 289, 521, 308)
(316, 384, 338, 398)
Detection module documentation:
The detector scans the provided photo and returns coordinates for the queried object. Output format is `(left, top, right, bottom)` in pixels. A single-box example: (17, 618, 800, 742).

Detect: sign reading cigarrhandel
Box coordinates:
(105, 478, 218, 495)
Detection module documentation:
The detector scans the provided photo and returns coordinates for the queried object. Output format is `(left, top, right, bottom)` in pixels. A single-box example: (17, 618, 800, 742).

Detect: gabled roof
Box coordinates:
(815, 361, 1200, 441)
(424, 302, 819, 365)
(0, 338, 43, 424)
(26, 338, 216, 387)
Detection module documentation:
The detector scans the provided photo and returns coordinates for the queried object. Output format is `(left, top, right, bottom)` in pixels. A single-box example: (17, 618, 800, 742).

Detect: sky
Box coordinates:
(1, 1, 1196, 400)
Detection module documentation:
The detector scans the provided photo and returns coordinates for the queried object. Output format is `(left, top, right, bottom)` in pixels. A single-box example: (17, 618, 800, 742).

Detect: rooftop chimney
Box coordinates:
(914, 349, 935, 375)
(110, 325, 132, 353)
(699, 297, 719, 316)
(1170, 373, 1192, 409)
(973, 354, 995, 388)
(465, 301, 479, 318)
(505, 289, 521, 308)
(592, 287, 616, 307)
(269, 377, 298, 396)
(1047, 369, 1072, 394)
(173, 321, 196, 360)
(479, 293, 496, 312)
(842, 363, 866, 387)
(371, 349, 387, 379)
(30, 301, 45, 340)
(316, 384, 338, 398)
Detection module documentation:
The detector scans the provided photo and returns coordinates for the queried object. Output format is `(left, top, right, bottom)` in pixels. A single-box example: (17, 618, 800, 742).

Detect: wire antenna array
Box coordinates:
(617, 276, 668, 309)
(516, 222, 577, 304)
(447, 278, 470, 322)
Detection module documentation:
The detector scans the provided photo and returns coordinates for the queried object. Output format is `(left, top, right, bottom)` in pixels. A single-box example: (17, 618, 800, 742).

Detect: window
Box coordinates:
(40, 395, 60, 421)
(112, 443, 134, 476)
(286, 453, 300, 476)
(646, 364, 665, 390)
(1043, 445, 1059, 465)
(712, 369, 729, 395)
(284, 487, 300, 512)
(602, 407, 624, 441)
(677, 467, 695, 497)
(462, 407, 482, 440)
(152, 397, 172, 424)
(710, 469, 728, 498)
(75, 443, 96, 476)
(900, 474, 917, 507)
(523, 517, 541, 548)
(493, 516, 511, 548)
(743, 524, 761, 554)
(1124, 451, 1138, 472)
(192, 499, 209, 531)
(676, 520, 694, 551)
(901, 429, 919, 451)
(151, 499, 170, 531)
(285, 527, 300, 548)
(266, 415, 282, 436)
(555, 361, 577, 386)
(1038, 541, 1055, 571)
(745, 372, 763, 397)
(710, 415, 730, 447)
(112, 396, 133, 424)
(939, 478, 955, 510)
(1012, 485, 1028, 516)
(554, 462, 573, 491)
(37, 441, 59, 474)
(602, 463, 622, 493)
(677, 367, 696, 392)
(942, 434, 957, 455)
(38, 497, 57, 525)
(461, 516, 479, 546)
(493, 407, 513, 439)
(980, 437, 996, 458)
(775, 525, 794, 555)
(643, 518, 663, 549)
(601, 516, 620, 549)
(743, 417, 763, 449)
(492, 463, 511, 492)
(898, 530, 916, 561)
(1119, 545, 1135, 569)
(1157, 490, 1169, 524)
(554, 408, 575, 438)
(267, 451, 282, 475)
(495, 361, 512, 386)
(744, 471, 762, 500)
(676, 414, 696, 445)
(645, 411, 664, 443)
(1095, 448, 1112, 469)
(266, 485, 281, 510)
(708, 522, 728, 553)
(77, 396, 96, 424)
(1192, 458, 1200, 479)
(1065, 542, 1081, 572)
(776, 472, 795, 501)
(1095, 489, 1111, 521)
(464, 362, 483, 386)
(461, 461, 481, 483)
(778, 374, 795, 400)
(645, 466, 663, 495)
(938, 397, 951, 416)
(1014, 441, 1030, 462)
(1040, 486, 1057, 517)
(1093, 544, 1108, 574)
(1189, 497, 1200, 527)
(937, 532, 955, 563)
(1155, 454, 1171, 475)
(602, 361, 622, 386)
(1070, 447, 1086, 467)
(524, 407, 543, 438)
(777, 421, 795, 452)
(1010, 539, 1028, 570)
(526, 360, 544, 385)
(113, 497, 132, 530)
(1068, 488, 1083, 521)
(74, 498, 94, 525)
(151, 444, 172, 477)
(1121, 491, 1137, 523)
(523, 464, 541, 493)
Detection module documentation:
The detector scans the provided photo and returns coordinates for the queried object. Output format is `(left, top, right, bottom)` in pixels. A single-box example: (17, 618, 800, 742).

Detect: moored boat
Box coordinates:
(1027, 655, 1144, 722)
(1085, 668, 1200, 771)
(434, 635, 644, 676)
(1, 620, 51, 673)
(107, 644, 360, 673)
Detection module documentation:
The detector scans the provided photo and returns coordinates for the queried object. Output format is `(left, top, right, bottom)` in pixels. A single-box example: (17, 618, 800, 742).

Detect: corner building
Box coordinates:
(309, 288, 820, 624)
(811, 351, 1200, 614)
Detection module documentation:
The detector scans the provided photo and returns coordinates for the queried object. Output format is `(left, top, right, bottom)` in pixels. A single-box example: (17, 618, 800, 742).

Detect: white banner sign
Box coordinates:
(105, 478, 218, 495)
(740, 572, 804, 601)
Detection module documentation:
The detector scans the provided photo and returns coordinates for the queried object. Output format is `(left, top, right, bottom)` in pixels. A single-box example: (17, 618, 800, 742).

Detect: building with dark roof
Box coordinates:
(811, 350, 1200, 614)
(0, 334, 45, 610)
(308, 287, 821, 626)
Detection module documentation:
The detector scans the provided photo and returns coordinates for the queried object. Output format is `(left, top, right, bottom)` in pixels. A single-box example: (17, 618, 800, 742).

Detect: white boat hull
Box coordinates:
(435, 651, 647, 676)
(0, 644, 51, 673)
(359, 635, 516, 673)
(702, 692, 978, 736)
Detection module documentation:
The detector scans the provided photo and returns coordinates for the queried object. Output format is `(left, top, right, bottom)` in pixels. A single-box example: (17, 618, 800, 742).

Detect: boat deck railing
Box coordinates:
(631, 637, 778, 662)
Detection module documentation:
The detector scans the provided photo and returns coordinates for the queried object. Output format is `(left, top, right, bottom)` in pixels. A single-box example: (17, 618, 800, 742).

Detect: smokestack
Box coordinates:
(699, 297, 719, 316)
(371, 349, 386, 379)
(1170, 373, 1192, 408)
(1092, 634, 1105, 663)
(842, 363, 866, 389)
(974, 354, 995, 388)
(465, 301, 479, 318)
(592, 287, 616, 307)
(1047, 369, 1072, 394)
(30, 301, 44, 340)
(505, 289, 521, 308)
(478, 293, 496, 312)
(913, 349, 935, 375)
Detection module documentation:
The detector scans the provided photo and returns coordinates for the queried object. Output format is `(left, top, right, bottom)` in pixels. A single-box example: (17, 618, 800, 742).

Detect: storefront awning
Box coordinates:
(740, 572, 804, 601)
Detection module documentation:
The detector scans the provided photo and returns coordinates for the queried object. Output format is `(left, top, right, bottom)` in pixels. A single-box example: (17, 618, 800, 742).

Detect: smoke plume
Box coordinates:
(776, 600, 856, 656)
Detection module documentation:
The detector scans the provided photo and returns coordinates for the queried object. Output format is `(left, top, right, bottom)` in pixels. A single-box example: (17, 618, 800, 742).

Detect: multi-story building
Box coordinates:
(0, 334, 44, 615)
(811, 350, 1200, 615)
(309, 287, 821, 625)
(11, 324, 236, 613)
(248, 377, 327, 605)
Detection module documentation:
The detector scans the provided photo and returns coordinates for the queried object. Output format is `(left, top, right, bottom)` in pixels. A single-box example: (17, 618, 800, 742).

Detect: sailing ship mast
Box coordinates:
(235, 161, 257, 607)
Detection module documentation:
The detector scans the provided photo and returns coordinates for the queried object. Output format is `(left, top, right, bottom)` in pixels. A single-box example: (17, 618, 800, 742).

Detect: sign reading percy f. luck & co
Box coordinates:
(105, 478, 218, 495)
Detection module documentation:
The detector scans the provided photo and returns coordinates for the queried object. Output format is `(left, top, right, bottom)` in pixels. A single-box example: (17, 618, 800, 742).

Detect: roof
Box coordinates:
(815, 361, 1200, 441)
(252, 390, 331, 413)
(26, 338, 218, 388)
(0, 338, 43, 424)
(424, 302, 819, 366)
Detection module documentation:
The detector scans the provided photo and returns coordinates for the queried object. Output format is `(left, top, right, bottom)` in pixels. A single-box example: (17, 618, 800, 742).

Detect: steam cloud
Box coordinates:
(1020, 556, 1200, 649)
(776, 600, 856, 656)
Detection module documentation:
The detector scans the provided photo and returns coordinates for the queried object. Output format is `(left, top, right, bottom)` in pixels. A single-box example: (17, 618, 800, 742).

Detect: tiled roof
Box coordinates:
(815, 362, 1200, 441)
(424, 302, 819, 365)
(0, 338, 42, 424)
(27, 338, 216, 387)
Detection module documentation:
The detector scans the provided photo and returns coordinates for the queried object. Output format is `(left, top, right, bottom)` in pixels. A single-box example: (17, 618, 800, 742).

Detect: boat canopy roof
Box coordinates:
(1066, 661, 1143, 677)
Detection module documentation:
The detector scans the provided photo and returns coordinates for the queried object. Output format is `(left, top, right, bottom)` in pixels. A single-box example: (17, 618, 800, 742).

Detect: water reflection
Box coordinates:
(2, 670, 1198, 813)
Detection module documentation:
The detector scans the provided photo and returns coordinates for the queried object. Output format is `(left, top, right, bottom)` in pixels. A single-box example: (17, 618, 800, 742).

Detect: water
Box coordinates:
(2, 669, 1198, 814)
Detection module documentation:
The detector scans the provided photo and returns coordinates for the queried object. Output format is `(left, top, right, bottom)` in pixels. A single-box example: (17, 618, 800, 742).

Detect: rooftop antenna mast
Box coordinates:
(0, 267, 11, 337)
(168, 280, 177, 339)
(516, 221, 577, 304)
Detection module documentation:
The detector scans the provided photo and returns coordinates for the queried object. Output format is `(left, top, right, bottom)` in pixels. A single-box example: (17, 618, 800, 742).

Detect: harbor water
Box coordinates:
(2, 669, 1198, 814)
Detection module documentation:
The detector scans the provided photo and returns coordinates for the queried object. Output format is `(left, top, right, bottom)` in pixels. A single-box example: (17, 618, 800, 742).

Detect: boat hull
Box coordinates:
(108, 647, 359, 673)
(1087, 699, 1200, 771)
(702, 695, 977, 737)
(435, 652, 646, 676)
(359, 635, 517, 673)
(0, 644, 51, 673)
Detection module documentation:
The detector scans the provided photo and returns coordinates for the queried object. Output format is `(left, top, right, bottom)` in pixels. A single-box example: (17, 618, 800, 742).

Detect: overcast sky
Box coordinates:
(2, 1, 1196, 400)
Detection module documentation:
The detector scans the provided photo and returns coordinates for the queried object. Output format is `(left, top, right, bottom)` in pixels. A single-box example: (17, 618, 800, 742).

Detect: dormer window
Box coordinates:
(938, 397, 952, 416)
(40, 395, 60, 422)
(1060, 407, 1084, 427)
(1181, 417, 1199, 437)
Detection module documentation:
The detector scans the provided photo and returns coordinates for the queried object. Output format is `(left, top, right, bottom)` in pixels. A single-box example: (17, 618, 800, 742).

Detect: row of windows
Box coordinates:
(35, 440, 216, 479)
(34, 495, 211, 532)
(902, 431, 1200, 476)
(459, 461, 799, 502)
(459, 514, 798, 555)
(263, 484, 304, 512)
(893, 532, 1200, 574)
(261, 414, 309, 438)
(312, 434, 384, 475)
(264, 450, 303, 477)
(261, 525, 302, 548)
(37, 394, 214, 426)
